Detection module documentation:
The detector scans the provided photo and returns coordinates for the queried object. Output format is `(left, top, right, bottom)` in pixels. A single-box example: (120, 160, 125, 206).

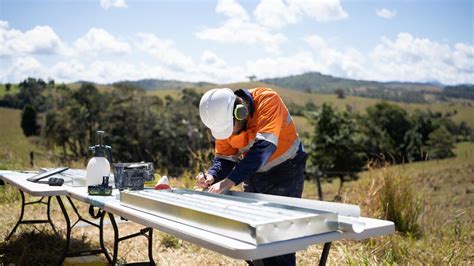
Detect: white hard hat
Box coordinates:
(199, 88, 236, 140)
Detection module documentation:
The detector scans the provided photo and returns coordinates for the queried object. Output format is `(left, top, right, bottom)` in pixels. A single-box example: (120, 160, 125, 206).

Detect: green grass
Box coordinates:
(0, 84, 20, 97)
(321, 141, 474, 264)
(0, 107, 57, 169)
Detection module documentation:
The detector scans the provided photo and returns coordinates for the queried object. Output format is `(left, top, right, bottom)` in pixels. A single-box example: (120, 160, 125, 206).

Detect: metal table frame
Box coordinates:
(5, 191, 56, 241)
(1, 171, 394, 265)
(1, 172, 155, 265)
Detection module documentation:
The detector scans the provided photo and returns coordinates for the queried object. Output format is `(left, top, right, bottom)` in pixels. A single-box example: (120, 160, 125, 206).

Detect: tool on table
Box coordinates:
(200, 164, 212, 187)
(113, 162, 154, 190)
(38, 177, 65, 186)
(154, 175, 171, 190)
(193, 164, 210, 191)
(86, 130, 113, 187)
(88, 176, 112, 196)
(27, 167, 69, 183)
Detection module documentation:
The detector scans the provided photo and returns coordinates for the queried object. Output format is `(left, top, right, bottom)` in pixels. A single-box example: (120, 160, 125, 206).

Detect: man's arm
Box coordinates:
(207, 139, 276, 193)
(225, 139, 276, 185)
(207, 157, 236, 183)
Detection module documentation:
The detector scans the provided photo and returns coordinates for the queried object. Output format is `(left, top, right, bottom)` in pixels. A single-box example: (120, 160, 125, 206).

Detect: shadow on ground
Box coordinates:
(0, 229, 99, 265)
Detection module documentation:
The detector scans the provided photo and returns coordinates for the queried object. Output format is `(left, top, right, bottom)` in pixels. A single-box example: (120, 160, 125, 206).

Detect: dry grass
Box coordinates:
(1, 151, 473, 265)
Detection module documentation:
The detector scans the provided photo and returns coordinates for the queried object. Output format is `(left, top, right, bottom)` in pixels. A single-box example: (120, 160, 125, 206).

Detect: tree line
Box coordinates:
(305, 102, 472, 187)
(1, 78, 472, 179)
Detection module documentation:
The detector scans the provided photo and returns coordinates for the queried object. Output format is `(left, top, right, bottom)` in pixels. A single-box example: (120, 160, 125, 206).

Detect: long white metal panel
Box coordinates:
(120, 189, 339, 245)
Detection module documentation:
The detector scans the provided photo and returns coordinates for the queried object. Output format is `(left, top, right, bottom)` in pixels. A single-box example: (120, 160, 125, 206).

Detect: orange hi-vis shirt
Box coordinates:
(215, 87, 301, 173)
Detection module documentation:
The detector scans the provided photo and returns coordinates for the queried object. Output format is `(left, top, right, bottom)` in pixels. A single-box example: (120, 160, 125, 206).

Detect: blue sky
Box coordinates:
(0, 0, 473, 85)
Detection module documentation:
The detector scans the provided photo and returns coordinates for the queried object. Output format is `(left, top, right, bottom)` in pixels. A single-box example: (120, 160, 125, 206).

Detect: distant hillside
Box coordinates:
(261, 72, 442, 92)
(261, 72, 376, 92)
(112, 79, 215, 91)
(442, 84, 474, 100)
(261, 72, 444, 103)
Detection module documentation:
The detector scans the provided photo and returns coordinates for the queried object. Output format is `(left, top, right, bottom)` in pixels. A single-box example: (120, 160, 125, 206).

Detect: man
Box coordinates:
(196, 87, 307, 266)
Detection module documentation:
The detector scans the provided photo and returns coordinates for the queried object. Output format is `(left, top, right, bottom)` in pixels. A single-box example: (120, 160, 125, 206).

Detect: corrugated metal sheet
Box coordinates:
(120, 189, 339, 245)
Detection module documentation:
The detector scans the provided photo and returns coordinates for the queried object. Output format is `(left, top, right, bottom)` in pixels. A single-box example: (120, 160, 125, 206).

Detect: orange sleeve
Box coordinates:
(215, 139, 239, 161)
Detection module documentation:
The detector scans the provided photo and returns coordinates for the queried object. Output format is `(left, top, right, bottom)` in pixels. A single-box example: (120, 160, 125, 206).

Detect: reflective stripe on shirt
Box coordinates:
(257, 137, 300, 172)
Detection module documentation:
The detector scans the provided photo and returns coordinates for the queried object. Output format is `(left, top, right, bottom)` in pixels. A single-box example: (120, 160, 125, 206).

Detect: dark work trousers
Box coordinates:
(243, 149, 307, 266)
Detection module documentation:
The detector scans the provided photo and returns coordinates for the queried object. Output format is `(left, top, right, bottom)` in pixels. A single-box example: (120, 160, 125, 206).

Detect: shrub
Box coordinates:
(379, 165, 424, 237)
(160, 233, 181, 249)
(21, 104, 40, 136)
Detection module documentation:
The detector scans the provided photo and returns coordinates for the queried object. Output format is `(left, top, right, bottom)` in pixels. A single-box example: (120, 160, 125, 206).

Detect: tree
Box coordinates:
(48, 79, 55, 88)
(247, 75, 257, 82)
(5, 83, 11, 92)
(365, 102, 412, 162)
(426, 126, 455, 159)
(21, 104, 40, 136)
(17, 78, 47, 111)
(335, 88, 345, 99)
(307, 104, 367, 197)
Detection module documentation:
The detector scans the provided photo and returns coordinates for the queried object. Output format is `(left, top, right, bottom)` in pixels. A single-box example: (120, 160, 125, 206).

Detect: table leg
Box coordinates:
(99, 210, 112, 263)
(57, 197, 112, 264)
(319, 242, 332, 266)
(56, 195, 71, 266)
(5, 190, 26, 241)
(5, 191, 56, 241)
(107, 212, 155, 265)
(47, 196, 58, 234)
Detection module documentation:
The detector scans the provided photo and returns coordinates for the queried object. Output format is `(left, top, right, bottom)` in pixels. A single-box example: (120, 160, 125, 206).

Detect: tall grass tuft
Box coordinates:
(377, 163, 424, 237)
(160, 233, 182, 249)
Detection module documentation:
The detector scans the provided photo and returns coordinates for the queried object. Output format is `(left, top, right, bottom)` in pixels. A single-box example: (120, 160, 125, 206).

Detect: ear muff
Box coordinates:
(234, 104, 248, 121)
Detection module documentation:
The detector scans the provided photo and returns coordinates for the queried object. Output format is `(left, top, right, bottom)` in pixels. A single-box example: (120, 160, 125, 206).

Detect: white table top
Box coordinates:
(0, 170, 69, 196)
(1, 170, 395, 260)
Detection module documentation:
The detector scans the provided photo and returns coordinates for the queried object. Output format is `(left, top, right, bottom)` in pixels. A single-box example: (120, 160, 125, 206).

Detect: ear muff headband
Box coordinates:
(234, 104, 248, 121)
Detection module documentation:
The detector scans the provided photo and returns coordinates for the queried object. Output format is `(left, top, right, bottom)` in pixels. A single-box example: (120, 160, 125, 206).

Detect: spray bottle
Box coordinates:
(86, 131, 113, 186)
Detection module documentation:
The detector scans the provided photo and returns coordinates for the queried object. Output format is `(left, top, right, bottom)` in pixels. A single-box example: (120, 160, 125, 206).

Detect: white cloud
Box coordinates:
(74, 28, 130, 56)
(196, 0, 287, 53)
(195, 18, 286, 54)
(303, 33, 474, 84)
(254, 0, 299, 29)
(293, 0, 348, 22)
(245, 52, 318, 79)
(305, 35, 366, 78)
(368, 33, 474, 84)
(254, 0, 348, 28)
(1, 19, 472, 86)
(0, 57, 44, 83)
(136, 33, 195, 71)
(100, 0, 128, 10)
(194, 50, 245, 82)
(376, 8, 397, 19)
(197, 0, 347, 53)
(216, 0, 249, 20)
(0, 21, 65, 57)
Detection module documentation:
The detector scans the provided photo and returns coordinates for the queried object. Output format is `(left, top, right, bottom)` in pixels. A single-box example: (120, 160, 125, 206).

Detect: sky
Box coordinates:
(0, 0, 473, 85)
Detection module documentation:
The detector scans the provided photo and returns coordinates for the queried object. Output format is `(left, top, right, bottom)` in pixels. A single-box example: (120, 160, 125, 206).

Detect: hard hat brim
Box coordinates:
(210, 121, 233, 140)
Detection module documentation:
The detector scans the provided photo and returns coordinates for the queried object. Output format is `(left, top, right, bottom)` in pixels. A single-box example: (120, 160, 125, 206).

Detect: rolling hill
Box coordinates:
(111, 79, 215, 91)
(260, 71, 442, 92)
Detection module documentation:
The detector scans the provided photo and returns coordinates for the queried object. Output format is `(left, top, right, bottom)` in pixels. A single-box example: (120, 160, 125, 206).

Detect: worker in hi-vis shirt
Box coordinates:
(196, 87, 307, 266)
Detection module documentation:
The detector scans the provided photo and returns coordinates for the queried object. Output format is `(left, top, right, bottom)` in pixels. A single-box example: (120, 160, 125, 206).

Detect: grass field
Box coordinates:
(0, 142, 472, 264)
(0, 84, 19, 98)
(0, 107, 59, 170)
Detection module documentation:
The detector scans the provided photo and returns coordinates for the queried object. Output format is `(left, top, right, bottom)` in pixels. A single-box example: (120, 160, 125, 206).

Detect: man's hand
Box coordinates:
(208, 178, 235, 194)
(195, 172, 214, 188)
